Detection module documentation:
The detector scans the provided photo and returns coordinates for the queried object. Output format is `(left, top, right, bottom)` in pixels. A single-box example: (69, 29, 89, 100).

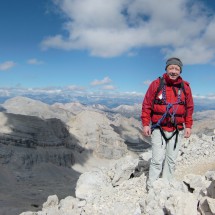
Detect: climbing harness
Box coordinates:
(151, 77, 186, 149)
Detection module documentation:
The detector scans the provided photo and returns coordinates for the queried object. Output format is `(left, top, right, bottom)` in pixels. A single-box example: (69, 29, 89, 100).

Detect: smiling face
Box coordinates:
(166, 64, 181, 80)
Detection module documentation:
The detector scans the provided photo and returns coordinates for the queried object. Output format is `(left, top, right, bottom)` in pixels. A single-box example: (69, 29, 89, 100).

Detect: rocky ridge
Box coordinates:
(2, 96, 74, 122)
(1, 96, 149, 160)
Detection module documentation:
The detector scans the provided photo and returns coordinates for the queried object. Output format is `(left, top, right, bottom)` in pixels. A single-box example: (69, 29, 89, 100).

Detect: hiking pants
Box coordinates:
(147, 129, 183, 189)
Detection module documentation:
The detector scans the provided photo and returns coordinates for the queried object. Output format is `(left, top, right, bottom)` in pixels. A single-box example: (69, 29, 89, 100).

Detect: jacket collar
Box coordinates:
(163, 73, 182, 86)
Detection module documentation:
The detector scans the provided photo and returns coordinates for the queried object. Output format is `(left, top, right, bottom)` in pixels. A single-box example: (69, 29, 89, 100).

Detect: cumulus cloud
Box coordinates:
(41, 0, 215, 64)
(27, 58, 44, 65)
(90, 76, 112, 86)
(0, 61, 16, 71)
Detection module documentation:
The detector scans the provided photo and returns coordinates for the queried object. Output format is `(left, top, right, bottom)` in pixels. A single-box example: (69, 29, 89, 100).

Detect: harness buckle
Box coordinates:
(170, 116, 175, 124)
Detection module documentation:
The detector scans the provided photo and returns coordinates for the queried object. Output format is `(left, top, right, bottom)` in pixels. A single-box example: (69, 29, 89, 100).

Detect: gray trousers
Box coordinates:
(147, 129, 183, 189)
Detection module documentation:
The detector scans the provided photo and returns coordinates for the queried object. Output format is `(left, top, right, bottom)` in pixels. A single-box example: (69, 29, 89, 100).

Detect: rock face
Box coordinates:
(67, 110, 150, 159)
(0, 112, 84, 171)
(0, 111, 84, 215)
(0, 112, 80, 148)
(67, 110, 128, 159)
(109, 114, 150, 152)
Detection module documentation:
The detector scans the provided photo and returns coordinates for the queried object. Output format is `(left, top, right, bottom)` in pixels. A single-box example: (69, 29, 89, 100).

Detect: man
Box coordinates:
(141, 57, 194, 190)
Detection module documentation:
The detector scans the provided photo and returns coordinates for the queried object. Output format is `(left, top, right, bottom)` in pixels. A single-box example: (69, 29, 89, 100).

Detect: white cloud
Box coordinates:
(0, 61, 16, 71)
(27, 58, 44, 65)
(90, 76, 112, 86)
(193, 94, 215, 100)
(102, 85, 117, 90)
(67, 85, 85, 91)
(41, 0, 215, 64)
(143, 80, 152, 86)
(0, 86, 214, 106)
(0, 89, 11, 96)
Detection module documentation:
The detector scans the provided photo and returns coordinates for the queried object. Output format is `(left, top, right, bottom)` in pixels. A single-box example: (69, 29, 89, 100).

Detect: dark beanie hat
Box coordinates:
(165, 57, 183, 72)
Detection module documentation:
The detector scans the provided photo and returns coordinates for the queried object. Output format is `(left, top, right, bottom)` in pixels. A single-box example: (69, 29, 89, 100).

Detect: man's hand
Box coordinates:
(184, 128, 191, 138)
(143, 126, 151, 137)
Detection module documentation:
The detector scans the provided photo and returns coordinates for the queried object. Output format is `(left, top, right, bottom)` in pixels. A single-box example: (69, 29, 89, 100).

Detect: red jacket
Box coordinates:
(141, 73, 194, 132)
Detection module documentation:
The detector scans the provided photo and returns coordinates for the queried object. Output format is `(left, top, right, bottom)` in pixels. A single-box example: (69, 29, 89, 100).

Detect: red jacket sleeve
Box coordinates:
(184, 82, 194, 128)
(141, 79, 159, 127)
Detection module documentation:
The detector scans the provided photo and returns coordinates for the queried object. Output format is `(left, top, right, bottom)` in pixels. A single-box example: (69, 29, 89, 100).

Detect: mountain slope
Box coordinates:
(2, 96, 73, 122)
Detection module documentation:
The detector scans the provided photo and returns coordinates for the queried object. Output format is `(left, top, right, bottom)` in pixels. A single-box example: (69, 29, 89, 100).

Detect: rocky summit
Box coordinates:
(0, 96, 215, 215)
(20, 133, 215, 215)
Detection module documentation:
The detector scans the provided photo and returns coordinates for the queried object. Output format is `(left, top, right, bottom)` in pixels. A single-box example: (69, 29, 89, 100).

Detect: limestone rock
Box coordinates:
(68, 110, 128, 159)
(199, 196, 215, 215)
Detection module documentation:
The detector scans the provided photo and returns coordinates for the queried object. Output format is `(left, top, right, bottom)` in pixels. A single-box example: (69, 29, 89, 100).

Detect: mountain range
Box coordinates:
(0, 96, 215, 214)
(0, 92, 215, 111)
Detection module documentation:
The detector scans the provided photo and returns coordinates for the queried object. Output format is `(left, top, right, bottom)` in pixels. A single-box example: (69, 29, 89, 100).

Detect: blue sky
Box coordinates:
(0, 0, 215, 102)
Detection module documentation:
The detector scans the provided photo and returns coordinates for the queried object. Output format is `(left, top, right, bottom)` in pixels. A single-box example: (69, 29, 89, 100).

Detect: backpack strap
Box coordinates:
(180, 80, 186, 97)
(152, 76, 165, 109)
(156, 76, 165, 97)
